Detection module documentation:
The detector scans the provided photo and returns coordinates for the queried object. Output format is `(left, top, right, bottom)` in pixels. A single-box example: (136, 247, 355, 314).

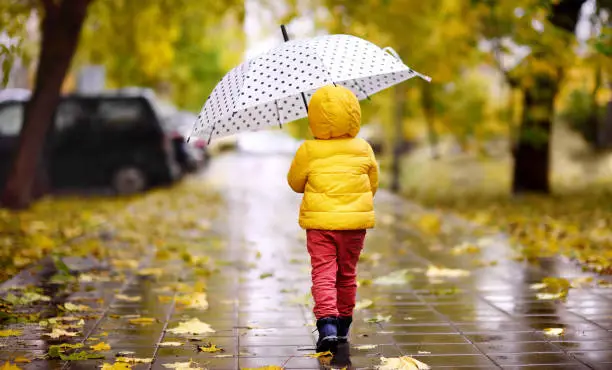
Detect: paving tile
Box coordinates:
(476, 341, 562, 354)
(407, 354, 499, 367)
(397, 343, 481, 355)
(487, 352, 582, 366)
(238, 356, 320, 369)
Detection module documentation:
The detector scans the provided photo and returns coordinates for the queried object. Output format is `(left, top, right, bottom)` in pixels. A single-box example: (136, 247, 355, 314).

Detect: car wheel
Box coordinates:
(112, 167, 147, 195)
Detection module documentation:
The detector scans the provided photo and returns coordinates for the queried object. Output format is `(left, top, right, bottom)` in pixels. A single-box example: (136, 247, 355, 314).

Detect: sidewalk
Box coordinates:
(0, 153, 611, 369)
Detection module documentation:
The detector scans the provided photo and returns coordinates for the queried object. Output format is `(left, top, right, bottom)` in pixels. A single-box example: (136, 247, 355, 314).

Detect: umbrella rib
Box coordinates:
(274, 100, 282, 129)
(352, 79, 371, 100)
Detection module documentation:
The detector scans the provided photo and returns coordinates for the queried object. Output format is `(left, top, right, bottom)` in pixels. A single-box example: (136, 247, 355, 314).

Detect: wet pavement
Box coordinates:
(1, 152, 612, 369)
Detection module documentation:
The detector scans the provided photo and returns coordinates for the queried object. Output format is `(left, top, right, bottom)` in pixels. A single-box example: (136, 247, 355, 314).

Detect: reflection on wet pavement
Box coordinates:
(1, 153, 611, 369)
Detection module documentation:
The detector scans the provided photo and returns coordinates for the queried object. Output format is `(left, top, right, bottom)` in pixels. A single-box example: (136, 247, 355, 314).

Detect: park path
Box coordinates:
(0, 152, 611, 369)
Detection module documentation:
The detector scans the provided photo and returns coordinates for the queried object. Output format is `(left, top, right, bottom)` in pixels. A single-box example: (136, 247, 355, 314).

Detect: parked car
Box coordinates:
(163, 110, 210, 172)
(0, 88, 181, 195)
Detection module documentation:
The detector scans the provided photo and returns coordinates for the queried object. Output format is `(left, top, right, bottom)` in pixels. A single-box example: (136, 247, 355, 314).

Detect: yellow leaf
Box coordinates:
(543, 328, 564, 336)
(111, 259, 139, 270)
(379, 356, 430, 370)
(529, 283, 547, 290)
(355, 345, 377, 350)
(45, 328, 79, 339)
(354, 299, 374, 310)
(241, 367, 284, 370)
(0, 330, 22, 337)
(90, 342, 111, 351)
(100, 362, 132, 370)
(306, 351, 333, 358)
(116, 357, 153, 364)
(450, 242, 481, 255)
(0, 362, 22, 370)
(536, 292, 564, 300)
(426, 266, 470, 278)
(12, 357, 29, 364)
(416, 214, 441, 235)
(137, 268, 163, 277)
(175, 293, 209, 310)
(128, 317, 156, 325)
(166, 318, 215, 335)
(162, 360, 202, 369)
(63, 302, 92, 312)
(115, 294, 141, 302)
(197, 343, 224, 353)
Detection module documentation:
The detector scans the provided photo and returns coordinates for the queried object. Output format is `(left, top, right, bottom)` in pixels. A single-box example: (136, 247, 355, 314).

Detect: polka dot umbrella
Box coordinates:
(190, 26, 431, 143)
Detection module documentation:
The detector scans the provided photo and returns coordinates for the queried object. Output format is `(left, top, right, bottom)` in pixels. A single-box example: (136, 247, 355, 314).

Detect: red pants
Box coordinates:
(306, 229, 366, 319)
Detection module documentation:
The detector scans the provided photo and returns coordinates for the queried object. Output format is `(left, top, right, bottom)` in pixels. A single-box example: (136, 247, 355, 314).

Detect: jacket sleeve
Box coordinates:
(367, 144, 379, 196)
(287, 143, 309, 193)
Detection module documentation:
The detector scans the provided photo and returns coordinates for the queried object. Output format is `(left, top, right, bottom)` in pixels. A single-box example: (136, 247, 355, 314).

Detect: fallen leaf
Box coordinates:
(137, 268, 163, 277)
(416, 214, 441, 235)
(100, 362, 132, 370)
(162, 360, 202, 369)
(63, 302, 92, 312)
(0, 362, 21, 370)
(365, 314, 391, 324)
(115, 294, 141, 302)
(176, 293, 209, 310)
(128, 317, 156, 325)
(378, 356, 430, 369)
(355, 345, 377, 350)
(259, 272, 274, 279)
(241, 366, 284, 370)
(354, 299, 374, 310)
(12, 357, 29, 364)
(116, 357, 153, 364)
(543, 328, 565, 336)
(426, 266, 470, 278)
(159, 342, 183, 347)
(529, 283, 547, 290)
(197, 343, 224, 353)
(374, 269, 414, 285)
(45, 328, 79, 339)
(450, 242, 480, 255)
(3, 292, 51, 306)
(536, 292, 564, 300)
(166, 318, 215, 335)
(0, 329, 22, 337)
(571, 276, 593, 288)
(90, 342, 111, 351)
(306, 351, 332, 358)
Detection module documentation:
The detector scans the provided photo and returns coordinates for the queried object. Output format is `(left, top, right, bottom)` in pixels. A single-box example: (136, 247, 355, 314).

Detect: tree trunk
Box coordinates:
(511, 0, 586, 194)
(1, 0, 91, 209)
(390, 83, 406, 193)
(512, 75, 558, 194)
(421, 82, 439, 159)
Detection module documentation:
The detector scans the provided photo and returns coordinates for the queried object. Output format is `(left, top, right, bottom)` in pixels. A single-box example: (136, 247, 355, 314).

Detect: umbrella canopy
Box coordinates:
(190, 34, 430, 142)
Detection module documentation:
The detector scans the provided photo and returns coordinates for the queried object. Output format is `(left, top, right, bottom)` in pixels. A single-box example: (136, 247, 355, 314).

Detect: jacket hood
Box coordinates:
(308, 85, 361, 139)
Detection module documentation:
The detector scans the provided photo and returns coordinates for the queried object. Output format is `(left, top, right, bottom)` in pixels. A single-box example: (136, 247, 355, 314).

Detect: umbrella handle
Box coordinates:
(383, 46, 433, 83)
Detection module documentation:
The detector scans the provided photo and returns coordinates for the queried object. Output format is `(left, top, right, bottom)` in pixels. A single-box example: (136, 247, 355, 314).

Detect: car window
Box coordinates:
(96, 99, 152, 128)
(0, 103, 24, 136)
(55, 100, 88, 131)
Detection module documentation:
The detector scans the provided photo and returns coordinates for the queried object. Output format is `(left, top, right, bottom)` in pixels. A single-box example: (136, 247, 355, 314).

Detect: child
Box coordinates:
(287, 85, 378, 352)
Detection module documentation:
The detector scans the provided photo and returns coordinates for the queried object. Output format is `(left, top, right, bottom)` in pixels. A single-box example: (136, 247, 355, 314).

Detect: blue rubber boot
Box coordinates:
(337, 316, 353, 343)
(316, 317, 338, 353)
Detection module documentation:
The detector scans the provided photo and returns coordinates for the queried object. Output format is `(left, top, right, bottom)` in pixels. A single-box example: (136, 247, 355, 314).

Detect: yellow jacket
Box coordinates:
(287, 85, 379, 230)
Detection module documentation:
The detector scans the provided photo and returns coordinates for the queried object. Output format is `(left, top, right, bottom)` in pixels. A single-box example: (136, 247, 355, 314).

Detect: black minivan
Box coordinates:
(0, 89, 181, 195)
